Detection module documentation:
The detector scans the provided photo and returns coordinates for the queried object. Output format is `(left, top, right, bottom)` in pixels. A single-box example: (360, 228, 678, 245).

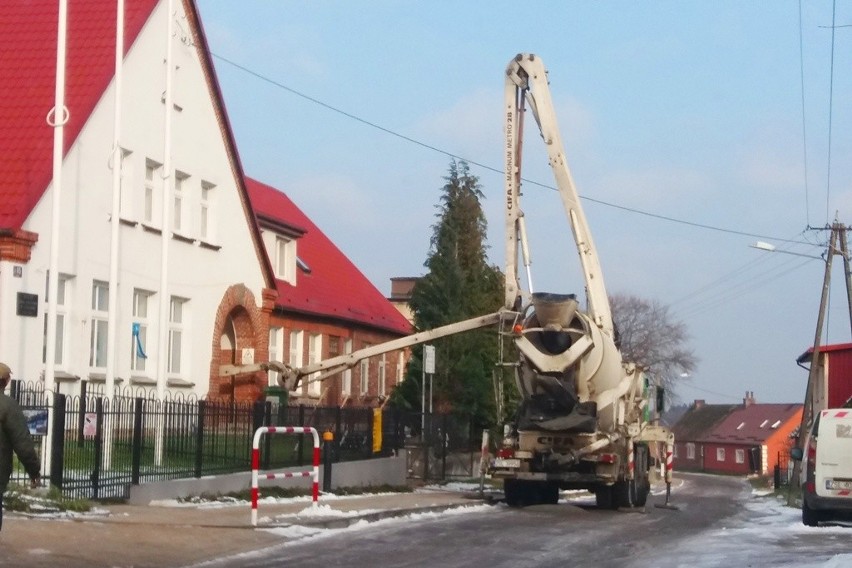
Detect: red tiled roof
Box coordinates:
(797, 342, 852, 364)
(0, 0, 159, 229)
(701, 403, 802, 445)
(245, 178, 412, 336)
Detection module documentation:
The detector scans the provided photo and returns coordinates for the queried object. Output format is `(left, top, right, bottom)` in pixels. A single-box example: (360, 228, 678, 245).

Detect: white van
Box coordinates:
(792, 408, 852, 526)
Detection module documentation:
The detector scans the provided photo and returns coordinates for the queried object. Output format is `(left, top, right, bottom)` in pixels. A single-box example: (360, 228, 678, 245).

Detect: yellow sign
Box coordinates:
(372, 408, 382, 453)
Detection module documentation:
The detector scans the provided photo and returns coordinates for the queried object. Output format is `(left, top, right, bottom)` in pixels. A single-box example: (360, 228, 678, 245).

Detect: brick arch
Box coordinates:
(208, 284, 273, 402)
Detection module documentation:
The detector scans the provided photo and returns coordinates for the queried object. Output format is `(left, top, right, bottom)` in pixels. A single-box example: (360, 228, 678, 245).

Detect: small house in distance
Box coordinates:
(671, 400, 737, 472)
(671, 392, 802, 476)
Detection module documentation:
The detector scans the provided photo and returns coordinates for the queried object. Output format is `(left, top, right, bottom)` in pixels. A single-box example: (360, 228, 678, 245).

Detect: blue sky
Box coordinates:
(196, 1, 852, 405)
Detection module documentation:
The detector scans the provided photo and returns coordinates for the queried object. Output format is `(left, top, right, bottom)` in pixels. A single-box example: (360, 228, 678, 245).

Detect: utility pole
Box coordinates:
(790, 221, 852, 500)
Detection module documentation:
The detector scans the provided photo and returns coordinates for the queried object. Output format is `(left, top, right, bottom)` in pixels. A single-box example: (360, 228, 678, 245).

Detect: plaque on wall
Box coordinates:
(16, 292, 38, 317)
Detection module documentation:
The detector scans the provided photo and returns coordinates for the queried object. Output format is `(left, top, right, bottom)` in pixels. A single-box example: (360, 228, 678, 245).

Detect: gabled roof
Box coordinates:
(671, 403, 737, 443)
(0, 0, 158, 229)
(245, 177, 412, 336)
(1, 0, 276, 288)
(702, 403, 802, 445)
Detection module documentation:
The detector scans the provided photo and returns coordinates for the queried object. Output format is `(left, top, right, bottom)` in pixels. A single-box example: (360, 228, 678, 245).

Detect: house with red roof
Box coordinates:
(671, 400, 738, 472)
(244, 178, 411, 406)
(673, 393, 802, 476)
(1, 0, 410, 404)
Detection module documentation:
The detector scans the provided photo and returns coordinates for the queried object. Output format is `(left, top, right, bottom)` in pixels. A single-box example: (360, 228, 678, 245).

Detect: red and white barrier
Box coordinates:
(251, 426, 320, 526)
(665, 442, 674, 484)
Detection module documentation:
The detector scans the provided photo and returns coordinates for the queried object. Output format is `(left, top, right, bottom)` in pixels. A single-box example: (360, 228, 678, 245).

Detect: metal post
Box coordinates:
(193, 400, 205, 478)
(322, 430, 334, 492)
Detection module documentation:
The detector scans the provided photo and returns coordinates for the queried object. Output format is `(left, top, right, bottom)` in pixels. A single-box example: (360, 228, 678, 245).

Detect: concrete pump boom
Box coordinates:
(504, 53, 614, 336)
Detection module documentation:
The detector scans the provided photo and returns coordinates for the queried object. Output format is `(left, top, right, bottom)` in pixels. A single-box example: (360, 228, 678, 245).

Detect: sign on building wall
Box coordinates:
(16, 292, 38, 317)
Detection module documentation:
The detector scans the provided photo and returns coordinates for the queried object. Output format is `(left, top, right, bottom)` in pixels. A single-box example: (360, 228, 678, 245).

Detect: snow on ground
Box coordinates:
(637, 493, 852, 568)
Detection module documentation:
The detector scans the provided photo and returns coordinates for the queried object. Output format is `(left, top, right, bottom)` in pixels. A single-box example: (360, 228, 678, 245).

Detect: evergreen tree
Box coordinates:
(391, 160, 503, 424)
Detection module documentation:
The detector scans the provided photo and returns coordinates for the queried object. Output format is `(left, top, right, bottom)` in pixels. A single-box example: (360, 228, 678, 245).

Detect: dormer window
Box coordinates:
(275, 236, 297, 284)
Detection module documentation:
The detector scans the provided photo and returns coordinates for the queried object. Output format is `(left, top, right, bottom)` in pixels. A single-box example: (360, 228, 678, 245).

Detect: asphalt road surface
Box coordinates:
(199, 473, 852, 568)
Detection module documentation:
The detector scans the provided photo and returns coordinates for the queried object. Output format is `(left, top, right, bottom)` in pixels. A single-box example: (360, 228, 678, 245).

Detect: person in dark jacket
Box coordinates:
(0, 362, 41, 531)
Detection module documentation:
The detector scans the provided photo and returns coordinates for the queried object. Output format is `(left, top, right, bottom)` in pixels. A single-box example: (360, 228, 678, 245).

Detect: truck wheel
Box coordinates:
(504, 479, 524, 507)
(541, 482, 560, 505)
(633, 479, 650, 507)
(595, 485, 617, 510)
(802, 498, 820, 527)
(613, 480, 634, 508)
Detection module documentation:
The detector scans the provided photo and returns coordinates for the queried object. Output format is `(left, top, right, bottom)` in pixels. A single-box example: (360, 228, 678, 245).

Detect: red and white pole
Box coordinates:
(251, 426, 320, 526)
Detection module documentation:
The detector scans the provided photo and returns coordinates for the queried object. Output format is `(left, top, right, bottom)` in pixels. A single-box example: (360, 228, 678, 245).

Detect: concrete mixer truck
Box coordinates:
(222, 53, 674, 509)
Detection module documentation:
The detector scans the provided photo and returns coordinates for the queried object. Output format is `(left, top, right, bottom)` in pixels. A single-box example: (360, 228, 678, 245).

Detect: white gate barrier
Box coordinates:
(251, 426, 320, 526)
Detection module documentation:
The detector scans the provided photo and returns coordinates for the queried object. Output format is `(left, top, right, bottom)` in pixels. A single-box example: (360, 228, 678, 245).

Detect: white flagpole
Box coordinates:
(155, 0, 175, 465)
(104, 0, 125, 471)
(44, 0, 70, 477)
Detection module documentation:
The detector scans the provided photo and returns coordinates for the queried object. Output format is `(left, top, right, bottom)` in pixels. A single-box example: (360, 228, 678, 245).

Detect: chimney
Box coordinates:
(743, 391, 756, 407)
(694, 399, 705, 409)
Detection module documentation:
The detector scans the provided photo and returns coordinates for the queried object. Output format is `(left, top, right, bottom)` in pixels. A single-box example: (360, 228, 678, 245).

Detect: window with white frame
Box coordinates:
(716, 447, 726, 462)
(396, 352, 404, 384)
(378, 354, 386, 397)
(275, 236, 297, 283)
(168, 297, 188, 375)
(289, 330, 304, 393)
(173, 171, 188, 234)
(89, 281, 109, 368)
(42, 273, 71, 366)
(200, 180, 215, 242)
(268, 327, 283, 387)
(735, 449, 745, 464)
(308, 334, 322, 396)
(359, 358, 370, 396)
(118, 148, 134, 220)
(144, 159, 161, 225)
(131, 289, 154, 372)
(686, 443, 695, 460)
(342, 338, 353, 395)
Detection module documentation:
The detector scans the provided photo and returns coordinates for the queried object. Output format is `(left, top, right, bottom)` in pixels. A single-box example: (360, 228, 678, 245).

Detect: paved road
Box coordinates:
(201, 474, 852, 568)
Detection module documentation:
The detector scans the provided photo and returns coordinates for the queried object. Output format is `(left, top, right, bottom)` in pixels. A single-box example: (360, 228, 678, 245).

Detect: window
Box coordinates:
(735, 449, 745, 464)
(131, 289, 153, 372)
(378, 354, 386, 397)
(173, 171, 188, 233)
(118, 148, 134, 219)
(308, 334, 322, 396)
(200, 181, 215, 241)
(268, 327, 283, 387)
(89, 281, 109, 368)
(42, 273, 70, 366)
(144, 159, 161, 225)
(716, 448, 726, 462)
(396, 352, 404, 384)
(288, 330, 304, 393)
(686, 443, 695, 460)
(275, 236, 296, 283)
(359, 358, 370, 396)
(168, 297, 188, 375)
(342, 339, 353, 395)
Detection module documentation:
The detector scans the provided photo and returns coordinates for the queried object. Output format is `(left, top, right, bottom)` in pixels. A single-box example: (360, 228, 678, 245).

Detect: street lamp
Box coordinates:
(749, 241, 824, 260)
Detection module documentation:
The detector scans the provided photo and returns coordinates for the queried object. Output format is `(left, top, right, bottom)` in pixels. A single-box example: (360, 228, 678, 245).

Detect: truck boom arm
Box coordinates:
(220, 311, 516, 392)
(504, 53, 614, 335)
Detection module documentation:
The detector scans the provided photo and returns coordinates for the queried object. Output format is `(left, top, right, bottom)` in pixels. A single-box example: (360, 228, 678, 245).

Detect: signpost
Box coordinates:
(421, 345, 435, 436)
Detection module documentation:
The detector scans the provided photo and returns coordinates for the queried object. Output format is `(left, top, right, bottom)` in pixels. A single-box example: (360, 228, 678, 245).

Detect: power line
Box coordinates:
(210, 52, 814, 247)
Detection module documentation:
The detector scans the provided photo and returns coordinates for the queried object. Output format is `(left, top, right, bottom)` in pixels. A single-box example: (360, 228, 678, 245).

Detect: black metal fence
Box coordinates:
(8, 381, 482, 500)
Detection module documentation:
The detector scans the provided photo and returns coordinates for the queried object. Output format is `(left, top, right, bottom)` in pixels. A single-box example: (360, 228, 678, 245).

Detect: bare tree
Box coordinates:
(609, 293, 697, 394)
